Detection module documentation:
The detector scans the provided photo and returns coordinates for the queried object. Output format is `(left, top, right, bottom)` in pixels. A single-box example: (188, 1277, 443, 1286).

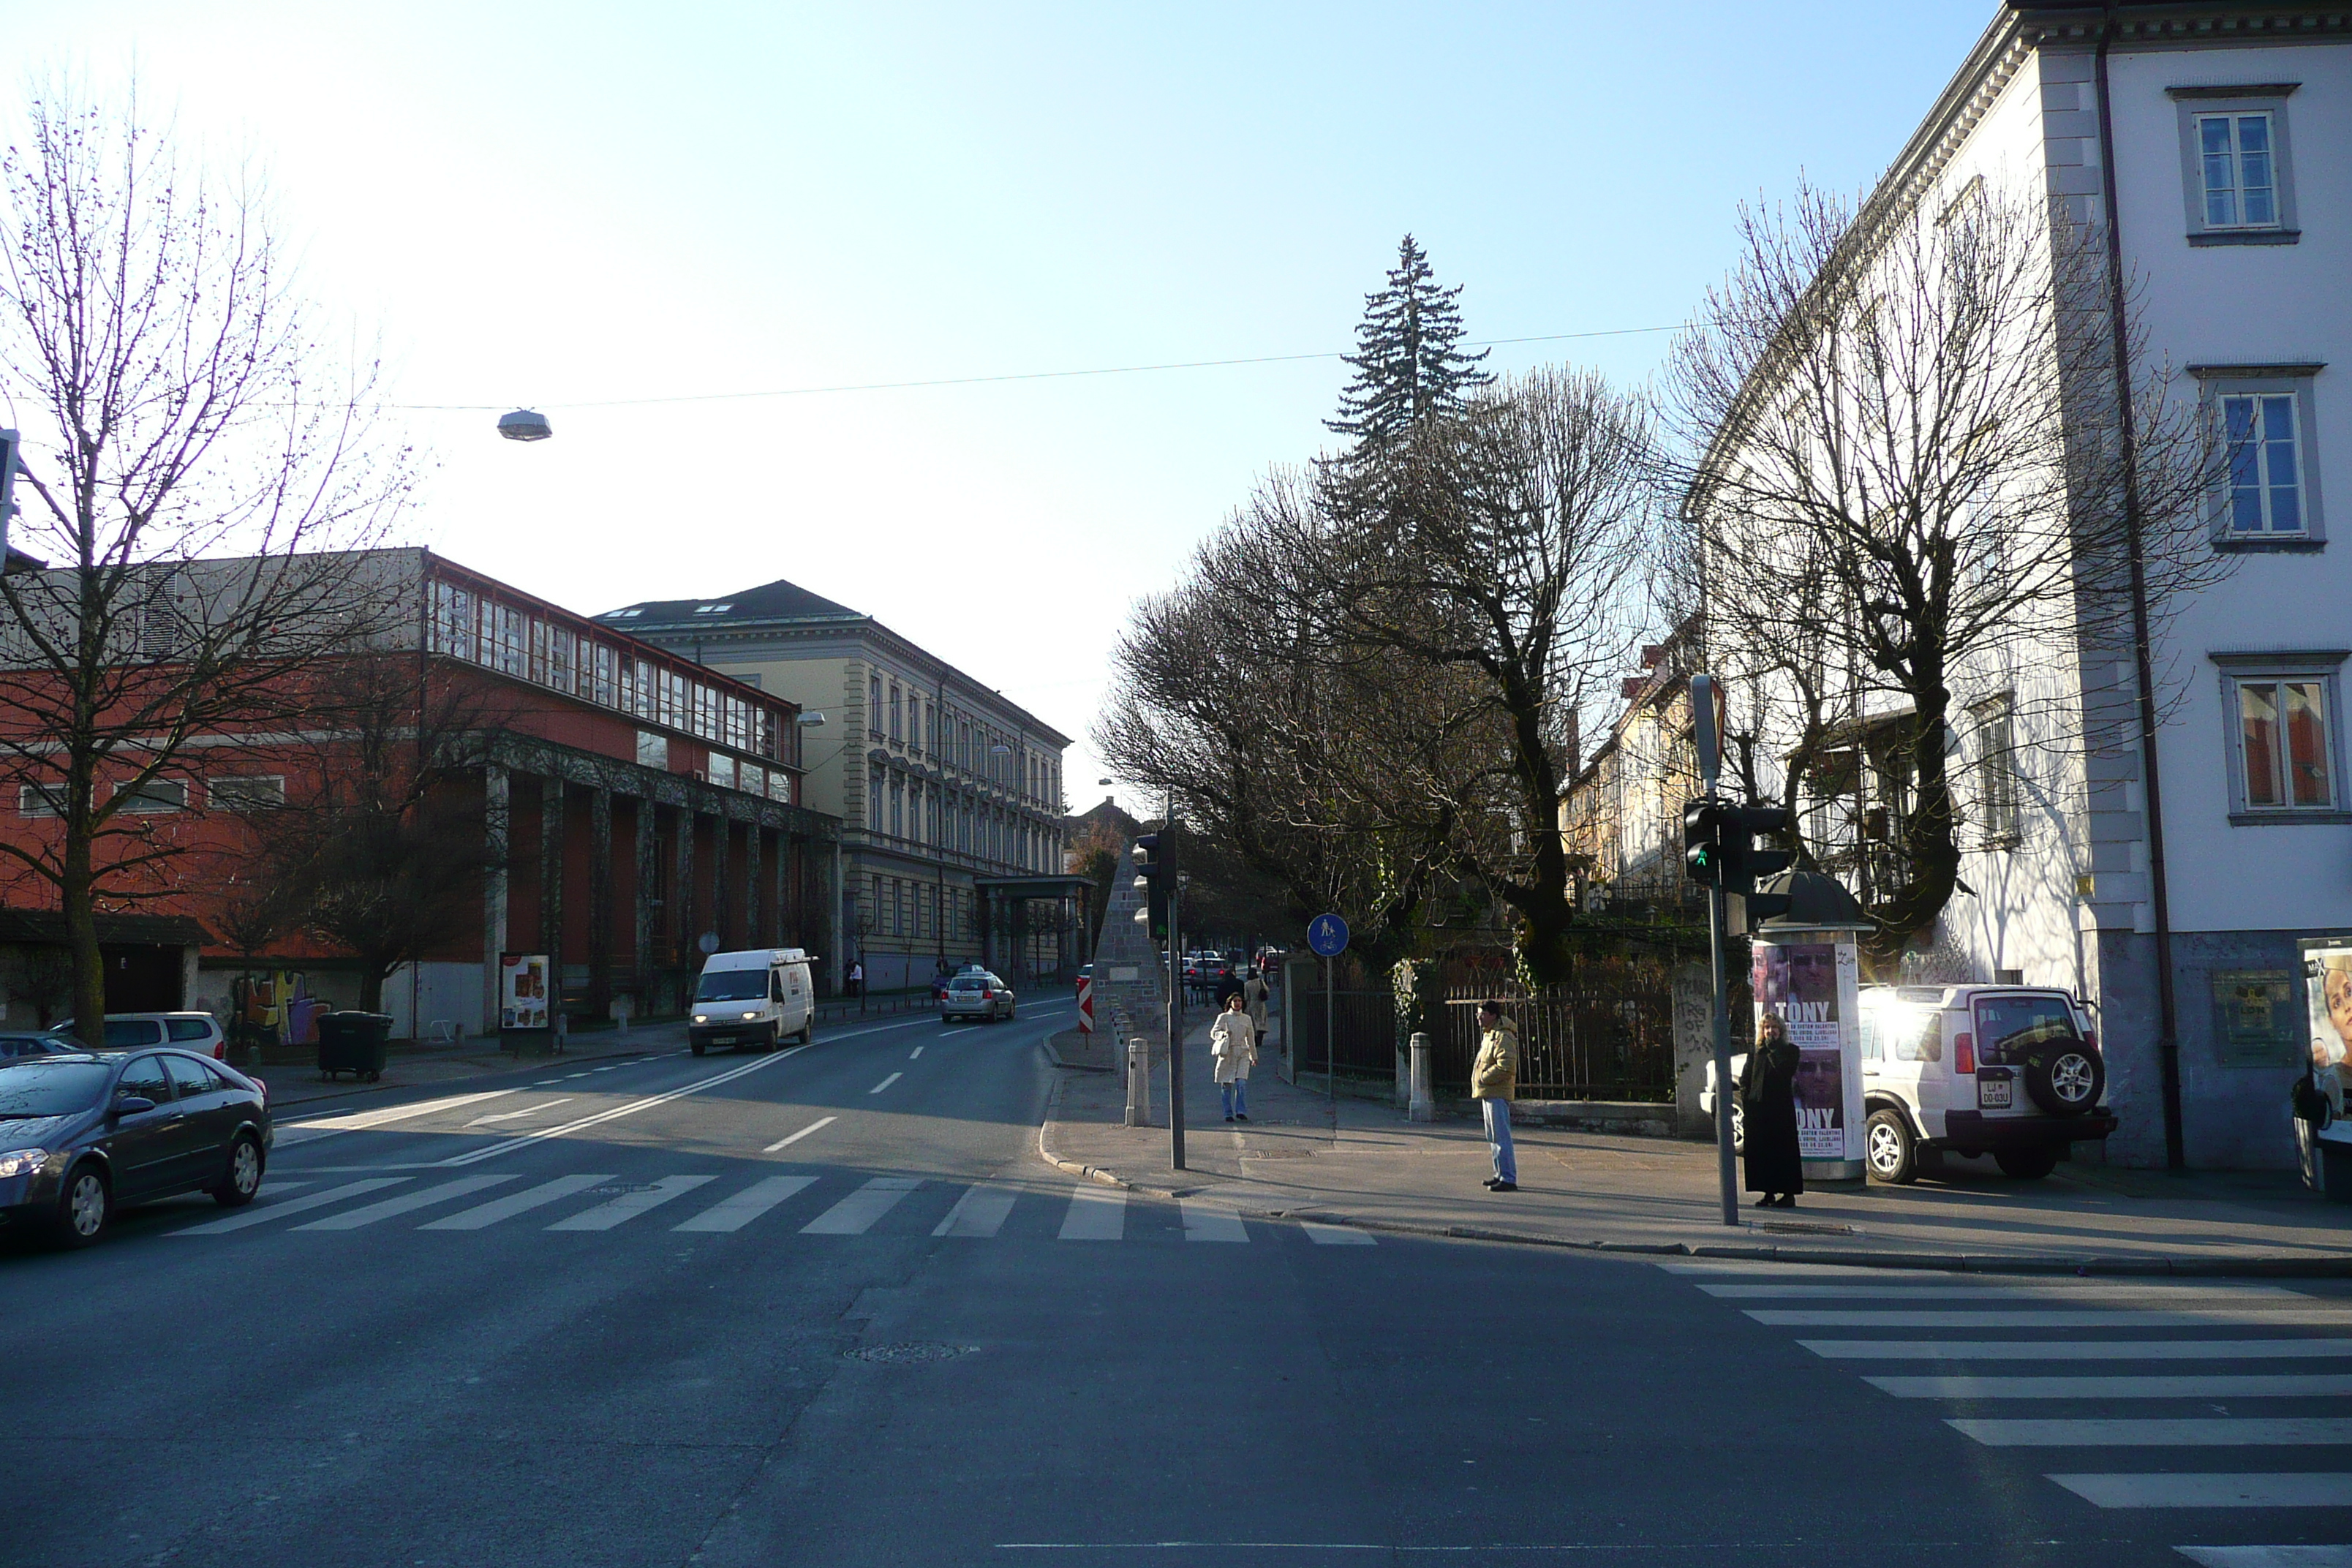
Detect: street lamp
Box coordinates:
(497, 409, 553, 442)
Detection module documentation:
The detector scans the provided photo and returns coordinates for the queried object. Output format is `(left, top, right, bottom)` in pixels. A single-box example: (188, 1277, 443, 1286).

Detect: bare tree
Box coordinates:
(0, 84, 415, 1041)
(227, 654, 507, 1016)
(1663, 179, 2223, 959)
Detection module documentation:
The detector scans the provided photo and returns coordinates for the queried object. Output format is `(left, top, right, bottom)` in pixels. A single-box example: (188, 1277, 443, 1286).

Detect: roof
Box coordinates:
(597, 578, 865, 628)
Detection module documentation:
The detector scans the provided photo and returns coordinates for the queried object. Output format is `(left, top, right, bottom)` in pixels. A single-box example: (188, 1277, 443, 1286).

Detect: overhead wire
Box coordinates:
(390, 323, 1685, 412)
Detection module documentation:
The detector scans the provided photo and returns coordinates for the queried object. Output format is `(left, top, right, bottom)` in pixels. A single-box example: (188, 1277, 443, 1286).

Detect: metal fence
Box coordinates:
(1284, 987, 1398, 1080)
(1434, 984, 1676, 1101)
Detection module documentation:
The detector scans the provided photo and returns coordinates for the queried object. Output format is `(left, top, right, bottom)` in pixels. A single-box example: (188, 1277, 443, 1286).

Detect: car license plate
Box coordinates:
(709, 1034, 737, 1046)
(1979, 1078, 2012, 1109)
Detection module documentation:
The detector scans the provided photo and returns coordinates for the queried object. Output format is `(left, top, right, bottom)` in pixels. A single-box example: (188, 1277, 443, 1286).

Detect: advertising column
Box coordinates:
(1752, 930, 1865, 1182)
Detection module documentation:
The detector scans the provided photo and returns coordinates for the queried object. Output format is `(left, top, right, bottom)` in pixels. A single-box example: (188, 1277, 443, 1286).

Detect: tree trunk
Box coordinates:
(355, 964, 388, 1015)
(63, 811, 107, 1049)
(1871, 690, 1961, 962)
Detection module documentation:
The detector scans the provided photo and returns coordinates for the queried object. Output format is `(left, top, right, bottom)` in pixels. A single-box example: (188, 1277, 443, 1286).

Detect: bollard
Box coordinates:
(1124, 1036, 1153, 1128)
(1409, 1031, 1435, 1123)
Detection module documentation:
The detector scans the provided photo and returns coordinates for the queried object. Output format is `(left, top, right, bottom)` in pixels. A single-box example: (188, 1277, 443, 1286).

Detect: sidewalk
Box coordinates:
(1039, 1015, 2352, 1277)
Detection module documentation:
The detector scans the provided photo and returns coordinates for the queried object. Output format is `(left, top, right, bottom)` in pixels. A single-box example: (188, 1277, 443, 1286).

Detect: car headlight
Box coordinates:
(741, 1011, 760, 1021)
(693, 1014, 709, 1025)
(0, 1147, 48, 1179)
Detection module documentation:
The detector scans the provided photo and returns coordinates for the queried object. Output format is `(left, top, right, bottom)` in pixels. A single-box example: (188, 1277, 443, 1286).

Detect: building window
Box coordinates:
(637, 731, 668, 769)
(2236, 677, 2333, 810)
(113, 779, 188, 813)
(2215, 655, 2348, 821)
(208, 775, 286, 809)
(2198, 113, 2278, 229)
(18, 784, 69, 818)
(869, 675, 882, 735)
(2171, 86, 2299, 245)
(890, 778, 903, 839)
(889, 685, 902, 745)
(2226, 392, 2306, 535)
(868, 774, 881, 832)
(1970, 694, 2019, 845)
(2194, 366, 2326, 547)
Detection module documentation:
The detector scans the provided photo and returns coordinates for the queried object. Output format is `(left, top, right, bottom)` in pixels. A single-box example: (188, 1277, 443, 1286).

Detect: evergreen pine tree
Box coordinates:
(1324, 234, 1493, 451)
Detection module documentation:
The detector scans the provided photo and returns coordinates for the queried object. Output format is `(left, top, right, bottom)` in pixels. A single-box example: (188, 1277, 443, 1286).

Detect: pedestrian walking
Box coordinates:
(1471, 1000, 1518, 1191)
(1210, 992, 1257, 1122)
(1740, 1014, 1804, 1208)
(1243, 967, 1270, 1044)
(846, 960, 864, 1000)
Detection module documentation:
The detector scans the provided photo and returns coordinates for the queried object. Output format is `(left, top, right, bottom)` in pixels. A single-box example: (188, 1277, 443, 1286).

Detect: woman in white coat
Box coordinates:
(1210, 992, 1258, 1122)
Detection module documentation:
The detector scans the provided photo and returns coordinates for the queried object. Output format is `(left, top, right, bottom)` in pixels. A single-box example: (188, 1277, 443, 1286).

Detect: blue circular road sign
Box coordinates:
(1306, 913, 1350, 959)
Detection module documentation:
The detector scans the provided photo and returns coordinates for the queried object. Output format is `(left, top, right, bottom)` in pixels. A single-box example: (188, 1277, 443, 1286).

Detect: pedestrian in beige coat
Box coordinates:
(1210, 993, 1258, 1122)
(1471, 1000, 1519, 1191)
(1243, 968, 1270, 1041)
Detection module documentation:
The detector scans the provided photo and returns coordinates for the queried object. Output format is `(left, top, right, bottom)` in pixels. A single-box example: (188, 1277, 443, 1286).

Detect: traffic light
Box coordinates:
(1131, 831, 1176, 941)
(1725, 803, 1795, 920)
(1682, 798, 1734, 885)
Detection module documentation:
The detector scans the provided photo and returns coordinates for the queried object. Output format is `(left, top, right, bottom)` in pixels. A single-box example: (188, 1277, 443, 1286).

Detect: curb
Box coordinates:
(1030, 1084, 2352, 1276)
(1039, 1037, 1115, 1074)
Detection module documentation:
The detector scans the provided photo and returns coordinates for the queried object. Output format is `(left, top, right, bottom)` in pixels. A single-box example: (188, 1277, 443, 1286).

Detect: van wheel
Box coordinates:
(799, 1022, 814, 1045)
(1865, 1109, 1918, 1184)
(1995, 1147, 2060, 1179)
(2023, 1043, 2103, 1117)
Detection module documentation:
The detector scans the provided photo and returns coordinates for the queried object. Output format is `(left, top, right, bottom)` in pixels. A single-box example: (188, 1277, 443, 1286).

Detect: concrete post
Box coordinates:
(1409, 1032, 1435, 1123)
(588, 786, 613, 1017)
(633, 796, 655, 1010)
(744, 817, 763, 947)
(481, 764, 509, 1037)
(1125, 1036, 1153, 1128)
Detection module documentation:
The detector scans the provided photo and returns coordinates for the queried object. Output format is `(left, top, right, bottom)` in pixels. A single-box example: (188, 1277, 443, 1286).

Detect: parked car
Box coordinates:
(689, 948, 817, 1056)
(99, 1013, 228, 1061)
(0, 1033, 83, 1060)
(941, 972, 1016, 1025)
(0, 1048, 274, 1247)
(1699, 983, 2114, 1183)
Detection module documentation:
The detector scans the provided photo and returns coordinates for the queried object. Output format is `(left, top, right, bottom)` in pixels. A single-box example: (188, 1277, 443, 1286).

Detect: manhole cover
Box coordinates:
(1755, 1220, 1855, 1237)
(587, 1183, 660, 1196)
(845, 1342, 979, 1365)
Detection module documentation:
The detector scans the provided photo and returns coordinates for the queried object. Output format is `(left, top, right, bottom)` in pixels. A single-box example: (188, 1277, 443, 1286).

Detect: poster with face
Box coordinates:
(1753, 937, 1863, 1163)
(2304, 943, 2352, 1119)
(501, 952, 550, 1030)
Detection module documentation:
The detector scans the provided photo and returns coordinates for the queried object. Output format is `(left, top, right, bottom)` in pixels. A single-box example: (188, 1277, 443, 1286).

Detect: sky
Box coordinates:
(7, 1, 1997, 804)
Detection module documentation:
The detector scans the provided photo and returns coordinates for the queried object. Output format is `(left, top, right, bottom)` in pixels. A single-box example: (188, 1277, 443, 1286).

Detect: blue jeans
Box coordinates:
(1221, 1079, 1248, 1118)
(1482, 1098, 1517, 1183)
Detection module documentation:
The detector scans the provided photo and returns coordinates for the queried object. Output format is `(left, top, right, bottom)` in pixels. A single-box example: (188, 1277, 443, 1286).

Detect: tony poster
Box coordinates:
(1753, 937, 1863, 1165)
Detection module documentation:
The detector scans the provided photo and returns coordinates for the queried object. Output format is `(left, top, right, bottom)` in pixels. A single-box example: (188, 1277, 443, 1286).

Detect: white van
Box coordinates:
(689, 949, 817, 1056)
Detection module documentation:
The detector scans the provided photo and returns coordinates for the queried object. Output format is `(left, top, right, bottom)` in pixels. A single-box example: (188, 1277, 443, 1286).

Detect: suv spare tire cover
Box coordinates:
(2022, 1039, 2104, 1117)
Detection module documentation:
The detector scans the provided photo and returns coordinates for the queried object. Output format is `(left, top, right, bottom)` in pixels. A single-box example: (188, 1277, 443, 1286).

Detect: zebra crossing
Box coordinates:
(1665, 1259, 2352, 1557)
(173, 1169, 1377, 1246)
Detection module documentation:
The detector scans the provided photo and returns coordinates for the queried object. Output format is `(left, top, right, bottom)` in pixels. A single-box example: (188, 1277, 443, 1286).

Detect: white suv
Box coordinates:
(1857, 984, 2114, 1183)
(101, 1012, 229, 1062)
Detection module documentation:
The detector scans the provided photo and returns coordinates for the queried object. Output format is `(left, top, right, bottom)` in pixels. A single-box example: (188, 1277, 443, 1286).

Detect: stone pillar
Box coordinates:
(1671, 960, 1715, 1140)
(539, 776, 567, 1011)
(633, 796, 656, 1008)
(744, 816, 763, 949)
(588, 786, 613, 1017)
(711, 812, 731, 952)
(675, 804, 697, 964)
(774, 834, 791, 949)
(482, 764, 509, 1036)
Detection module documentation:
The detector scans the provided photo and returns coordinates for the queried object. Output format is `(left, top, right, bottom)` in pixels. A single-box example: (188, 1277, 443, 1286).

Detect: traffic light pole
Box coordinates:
(1169, 878, 1185, 1172)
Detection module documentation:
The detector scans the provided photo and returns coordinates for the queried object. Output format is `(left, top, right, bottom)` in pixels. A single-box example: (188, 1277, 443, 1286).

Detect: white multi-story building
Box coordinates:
(1700, 1, 2349, 1168)
(599, 580, 1080, 993)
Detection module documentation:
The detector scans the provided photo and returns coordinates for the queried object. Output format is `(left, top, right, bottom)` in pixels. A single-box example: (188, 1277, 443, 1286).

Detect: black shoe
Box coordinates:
(1235, 1114, 1248, 1122)
(1776, 1195, 1798, 1208)
(1491, 1181, 1518, 1193)
(1754, 1196, 1775, 1208)
(1223, 1115, 1234, 1123)
(1483, 1177, 1501, 1188)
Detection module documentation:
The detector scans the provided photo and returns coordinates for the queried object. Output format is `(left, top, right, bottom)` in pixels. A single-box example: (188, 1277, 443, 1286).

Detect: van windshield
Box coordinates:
(695, 970, 769, 1003)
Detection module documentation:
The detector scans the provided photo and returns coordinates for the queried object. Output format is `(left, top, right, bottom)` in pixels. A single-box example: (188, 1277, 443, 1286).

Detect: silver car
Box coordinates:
(940, 973, 1016, 1025)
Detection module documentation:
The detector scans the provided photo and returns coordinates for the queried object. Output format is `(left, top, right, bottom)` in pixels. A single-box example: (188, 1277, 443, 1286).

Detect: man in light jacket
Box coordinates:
(1210, 992, 1258, 1122)
(1471, 1000, 1519, 1192)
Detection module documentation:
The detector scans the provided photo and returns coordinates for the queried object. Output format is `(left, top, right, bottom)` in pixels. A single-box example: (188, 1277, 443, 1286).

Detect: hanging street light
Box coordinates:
(497, 409, 553, 442)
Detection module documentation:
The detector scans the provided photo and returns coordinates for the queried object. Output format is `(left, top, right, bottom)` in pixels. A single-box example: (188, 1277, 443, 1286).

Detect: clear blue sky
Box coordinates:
(12, 1, 1996, 797)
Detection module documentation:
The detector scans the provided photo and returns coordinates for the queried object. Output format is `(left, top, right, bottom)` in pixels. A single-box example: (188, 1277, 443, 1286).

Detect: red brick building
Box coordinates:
(0, 549, 842, 1039)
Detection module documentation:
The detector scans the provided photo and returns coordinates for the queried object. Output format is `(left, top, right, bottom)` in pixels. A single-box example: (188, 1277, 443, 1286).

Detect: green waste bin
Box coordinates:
(317, 1011, 393, 1082)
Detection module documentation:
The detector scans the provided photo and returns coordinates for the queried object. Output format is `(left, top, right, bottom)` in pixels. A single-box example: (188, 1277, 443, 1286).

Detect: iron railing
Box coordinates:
(1436, 984, 1676, 1101)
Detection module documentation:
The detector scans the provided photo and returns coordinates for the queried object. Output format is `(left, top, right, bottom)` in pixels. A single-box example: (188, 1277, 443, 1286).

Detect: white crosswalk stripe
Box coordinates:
(1667, 1261, 2352, 1522)
(1181, 1197, 1248, 1243)
(548, 1175, 715, 1231)
(932, 1183, 1019, 1237)
(676, 1175, 817, 1233)
(294, 1175, 517, 1231)
(802, 1176, 921, 1235)
(1058, 1184, 1126, 1240)
(177, 1177, 411, 1234)
(423, 1174, 614, 1230)
(178, 1165, 1379, 1245)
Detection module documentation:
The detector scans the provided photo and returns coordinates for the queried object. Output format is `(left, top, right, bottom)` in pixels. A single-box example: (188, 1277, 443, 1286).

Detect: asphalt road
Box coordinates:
(7, 1004, 2352, 1568)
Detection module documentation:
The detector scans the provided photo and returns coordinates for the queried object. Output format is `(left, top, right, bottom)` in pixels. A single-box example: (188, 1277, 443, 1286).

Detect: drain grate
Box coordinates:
(845, 1342, 979, 1365)
(1754, 1220, 1855, 1237)
(1240, 1149, 1314, 1159)
(585, 1183, 659, 1195)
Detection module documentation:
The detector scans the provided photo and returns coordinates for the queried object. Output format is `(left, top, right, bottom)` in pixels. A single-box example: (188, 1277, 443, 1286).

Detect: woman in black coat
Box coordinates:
(1741, 1014, 1804, 1208)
